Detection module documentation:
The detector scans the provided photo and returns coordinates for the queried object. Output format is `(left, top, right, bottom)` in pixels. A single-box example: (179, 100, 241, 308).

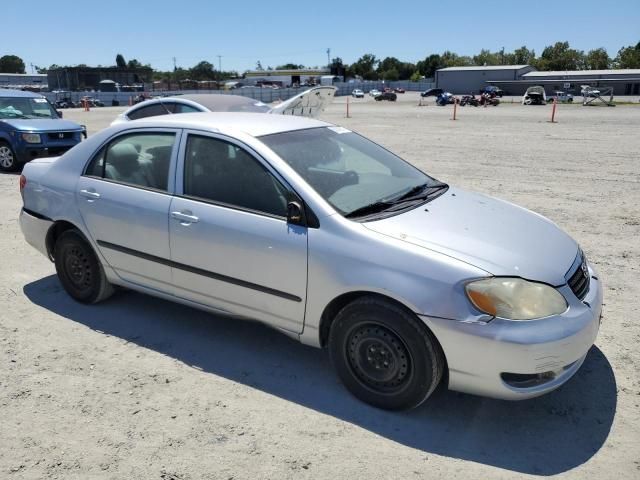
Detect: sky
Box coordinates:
(3, 0, 639, 73)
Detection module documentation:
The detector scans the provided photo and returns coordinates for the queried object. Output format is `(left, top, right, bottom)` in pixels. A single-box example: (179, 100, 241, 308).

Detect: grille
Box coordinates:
(567, 252, 590, 300)
(47, 131, 75, 140)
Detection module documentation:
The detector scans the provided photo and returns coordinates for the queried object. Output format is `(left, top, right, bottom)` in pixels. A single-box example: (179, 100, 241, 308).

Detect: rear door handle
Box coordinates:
(171, 211, 199, 224)
(79, 189, 100, 200)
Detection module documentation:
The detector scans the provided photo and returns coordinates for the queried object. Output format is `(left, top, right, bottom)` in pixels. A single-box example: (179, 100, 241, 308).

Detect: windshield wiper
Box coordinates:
(344, 201, 394, 218)
(390, 182, 448, 203)
(345, 183, 449, 219)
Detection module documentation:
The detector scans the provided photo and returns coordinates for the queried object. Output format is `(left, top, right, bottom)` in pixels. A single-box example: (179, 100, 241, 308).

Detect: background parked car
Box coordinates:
(421, 88, 443, 98)
(351, 89, 364, 98)
(369, 89, 381, 97)
(375, 91, 397, 101)
(0, 90, 85, 172)
(547, 91, 574, 103)
(480, 86, 504, 97)
(112, 87, 337, 125)
(393, 87, 406, 94)
(54, 98, 76, 109)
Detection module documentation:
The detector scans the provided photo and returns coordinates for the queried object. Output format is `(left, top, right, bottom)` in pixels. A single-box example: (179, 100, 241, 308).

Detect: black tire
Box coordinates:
(0, 141, 19, 172)
(54, 230, 114, 304)
(329, 296, 444, 410)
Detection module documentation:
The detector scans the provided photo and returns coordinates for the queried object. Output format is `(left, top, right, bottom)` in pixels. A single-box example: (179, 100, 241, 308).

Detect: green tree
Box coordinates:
(189, 61, 216, 80)
(0, 55, 26, 73)
(409, 71, 422, 82)
(441, 51, 472, 67)
(535, 42, 585, 70)
(329, 57, 350, 78)
(115, 53, 127, 68)
(382, 68, 400, 81)
(377, 57, 401, 74)
(585, 48, 611, 70)
(512, 46, 536, 64)
(473, 49, 501, 66)
(127, 58, 144, 69)
(351, 53, 378, 80)
(613, 42, 640, 68)
(416, 54, 443, 78)
(275, 63, 305, 69)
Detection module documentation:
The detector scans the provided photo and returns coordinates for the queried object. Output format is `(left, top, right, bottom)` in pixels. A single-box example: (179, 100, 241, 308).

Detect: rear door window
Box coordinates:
(127, 103, 171, 120)
(85, 132, 176, 191)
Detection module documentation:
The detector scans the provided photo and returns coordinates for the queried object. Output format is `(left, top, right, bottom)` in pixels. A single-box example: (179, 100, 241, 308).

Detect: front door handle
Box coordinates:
(79, 189, 100, 200)
(171, 210, 199, 224)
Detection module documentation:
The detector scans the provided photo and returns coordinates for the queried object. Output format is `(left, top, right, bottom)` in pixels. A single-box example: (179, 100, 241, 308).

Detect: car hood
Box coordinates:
(363, 187, 578, 286)
(0, 118, 83, 131)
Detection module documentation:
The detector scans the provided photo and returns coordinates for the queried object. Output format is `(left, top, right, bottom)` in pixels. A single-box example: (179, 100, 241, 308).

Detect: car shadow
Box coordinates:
(23, 275, 617, 476)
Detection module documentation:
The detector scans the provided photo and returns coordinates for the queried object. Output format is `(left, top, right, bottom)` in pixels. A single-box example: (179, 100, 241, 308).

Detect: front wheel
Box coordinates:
(54, 230, 114, 304)
(329, 296, 444, 410)
(0, 141, 19, 172)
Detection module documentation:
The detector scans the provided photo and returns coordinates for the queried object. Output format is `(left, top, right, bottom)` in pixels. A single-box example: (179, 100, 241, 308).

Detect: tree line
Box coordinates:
(2, 41, 638, 82)
(331, 41, 640, 81)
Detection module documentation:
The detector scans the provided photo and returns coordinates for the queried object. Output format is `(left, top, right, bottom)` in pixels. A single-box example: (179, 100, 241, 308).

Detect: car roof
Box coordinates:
(128, 111, 333, 137)
(0, 89, 43, 98)
(137, 94, 270, 113)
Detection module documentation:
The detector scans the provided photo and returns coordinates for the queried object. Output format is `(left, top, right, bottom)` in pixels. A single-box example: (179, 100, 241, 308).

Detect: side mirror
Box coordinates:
(57, 110, 63, 118)
(287, 201, 305, 226)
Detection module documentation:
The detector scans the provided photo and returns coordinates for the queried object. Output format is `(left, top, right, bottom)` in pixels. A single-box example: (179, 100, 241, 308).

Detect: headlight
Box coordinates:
(21, 133, 41, 144)
(465, 277, 567, 320)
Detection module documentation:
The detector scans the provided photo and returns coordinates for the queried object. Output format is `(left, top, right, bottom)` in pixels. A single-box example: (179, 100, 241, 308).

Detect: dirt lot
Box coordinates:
(1, 93, 639, 479)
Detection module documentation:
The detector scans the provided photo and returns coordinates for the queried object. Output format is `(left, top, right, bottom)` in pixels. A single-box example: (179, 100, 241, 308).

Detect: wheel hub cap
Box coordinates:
(64, 247, 91, 289)
(0, 146, 14, 168)
(348, 324, 411, 391)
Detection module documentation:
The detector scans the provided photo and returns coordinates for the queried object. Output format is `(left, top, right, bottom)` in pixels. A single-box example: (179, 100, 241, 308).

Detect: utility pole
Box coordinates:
(500, 47, 505, 65)
(217, 55, 222, 81)
(172, 57, 177, 71)
(326, 48, 331, 68)
(30, 63, 35, 74)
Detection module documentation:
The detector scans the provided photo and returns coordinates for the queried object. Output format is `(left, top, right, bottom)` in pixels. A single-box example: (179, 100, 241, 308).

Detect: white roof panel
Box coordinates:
(133, 112, 331, 137)
(523, 69, 640, 77)
(437, 65, 531, 72)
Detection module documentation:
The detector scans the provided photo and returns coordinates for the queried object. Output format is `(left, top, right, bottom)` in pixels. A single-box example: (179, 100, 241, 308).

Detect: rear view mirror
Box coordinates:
(287, 201, 305, 226)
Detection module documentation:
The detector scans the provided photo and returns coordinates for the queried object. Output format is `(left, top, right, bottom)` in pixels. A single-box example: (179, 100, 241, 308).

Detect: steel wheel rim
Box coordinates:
(0, 146, 14, 168)
(64, 246, 93, 291)
(346, 322, 412, 394)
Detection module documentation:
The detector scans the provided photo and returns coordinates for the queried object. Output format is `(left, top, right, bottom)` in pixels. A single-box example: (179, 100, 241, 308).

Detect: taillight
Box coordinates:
(19, 174, 26, 194)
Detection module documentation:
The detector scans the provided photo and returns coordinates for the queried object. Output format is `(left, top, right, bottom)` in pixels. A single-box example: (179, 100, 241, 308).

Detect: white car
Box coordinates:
(351, 89, 364, 98)
(19, 113, 601, 410)
(548, 91, 574, 103)
(111, 87, 336, 125)
(369, 89, 381, 97)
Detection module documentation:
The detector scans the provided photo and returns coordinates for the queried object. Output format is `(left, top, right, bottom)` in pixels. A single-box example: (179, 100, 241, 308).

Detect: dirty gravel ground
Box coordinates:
(1, 94, 639, 479)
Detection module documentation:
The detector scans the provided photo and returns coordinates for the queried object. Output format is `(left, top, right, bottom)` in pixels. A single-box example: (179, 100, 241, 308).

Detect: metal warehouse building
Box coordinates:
(435, 65, 535, 94)
(244, 68, 330, 87)
(0, 73, 48, 90)
(491, 69, 640, 96)
(436, 65, 640, 96)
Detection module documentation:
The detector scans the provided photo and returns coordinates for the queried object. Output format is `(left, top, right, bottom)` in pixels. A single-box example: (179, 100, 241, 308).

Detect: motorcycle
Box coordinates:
(460, 95, 480, 107)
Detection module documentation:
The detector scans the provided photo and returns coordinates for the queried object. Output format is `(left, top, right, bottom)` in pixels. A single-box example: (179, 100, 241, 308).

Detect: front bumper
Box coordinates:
(19, 208, 53, 259)
(421, 264, 603, 400)
(15, 143, 77, 164)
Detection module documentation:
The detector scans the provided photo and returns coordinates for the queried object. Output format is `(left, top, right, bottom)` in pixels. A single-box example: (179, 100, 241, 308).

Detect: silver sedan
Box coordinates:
(19, 112, 602, 410)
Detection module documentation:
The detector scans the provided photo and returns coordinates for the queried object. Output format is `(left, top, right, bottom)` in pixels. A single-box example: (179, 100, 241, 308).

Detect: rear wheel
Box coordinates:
(0, 141, 19, 172)
(54, 230, 114, 304)
(329, 296, 444, 410)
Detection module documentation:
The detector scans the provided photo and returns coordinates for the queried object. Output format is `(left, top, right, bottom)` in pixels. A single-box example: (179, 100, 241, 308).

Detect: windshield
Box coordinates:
(0, 96, 58, 119)
(260, 127, 444, 217)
